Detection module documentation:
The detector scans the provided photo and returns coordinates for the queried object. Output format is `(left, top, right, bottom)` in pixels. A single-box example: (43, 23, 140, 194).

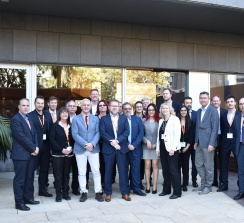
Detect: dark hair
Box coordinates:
(178, 105, 191, 131)
(145, 103, 160, 122)
(96, 100, 110, 115)
(57, 107, 70, 124)
(133, 101, 145, 117)
(182, 96, 192, 104)
(34, 95, 44, 102)
(200, 91, 209, 98)
(18, 98, 29, 105)
(225, 95, 236, 102)
(122, 102, 132, 109)
(48, 96, 58, 102)
(163, 88, 172, 95)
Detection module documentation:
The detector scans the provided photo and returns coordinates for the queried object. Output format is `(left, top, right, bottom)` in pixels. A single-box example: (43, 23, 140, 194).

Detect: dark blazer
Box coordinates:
(28, 110, 50, 149)
(190, 110, 197, 141)
(10, 112, 38, 160)
(172, 101, 181, 114)
(220, 110, 241, 151)
(235, 112, 243, 156)
(195, 105, 219, 148)
(49, 123, 74, 156)
(99, 114, 130, 154)
(44, 109, 59, 129)
(180, 119, 193, 146)
(129, 115, 144, 157)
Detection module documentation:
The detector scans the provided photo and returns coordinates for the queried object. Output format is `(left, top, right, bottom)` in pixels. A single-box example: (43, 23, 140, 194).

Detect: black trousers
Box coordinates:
(52, 156, 72, 196)
(178, 148, 191, 187)
(160, 142, 181, 196)
(190, 145, 197, 183)
(99, 151, 105, 185)
(214, 136, 222, 184)
(71, 155, 79, 192)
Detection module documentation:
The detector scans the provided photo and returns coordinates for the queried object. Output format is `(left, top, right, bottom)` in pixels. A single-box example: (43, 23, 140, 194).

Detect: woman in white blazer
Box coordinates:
(156, 103, 181, 199)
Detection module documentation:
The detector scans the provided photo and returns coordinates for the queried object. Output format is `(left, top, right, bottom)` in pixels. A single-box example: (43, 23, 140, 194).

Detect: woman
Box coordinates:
(178, 105, 193, 192)
(134, 101, 145, 119)
(50, 107, 74, 202)
(96, 100, 110, 187)
(156, 103, 181, 199)
(142, 103, 160, 194)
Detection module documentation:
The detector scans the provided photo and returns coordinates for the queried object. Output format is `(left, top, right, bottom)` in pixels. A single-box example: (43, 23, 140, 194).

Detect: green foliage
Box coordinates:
(0, 68, 26, 88)
(0, 115, 12, 162)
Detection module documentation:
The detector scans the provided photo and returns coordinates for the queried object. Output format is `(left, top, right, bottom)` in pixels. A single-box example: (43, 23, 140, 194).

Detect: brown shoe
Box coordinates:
(105, 195, 111, 202)
(122, 194, 131, 201)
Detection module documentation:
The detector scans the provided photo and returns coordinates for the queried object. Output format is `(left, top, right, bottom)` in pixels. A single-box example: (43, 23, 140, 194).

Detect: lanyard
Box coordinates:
(38, 115, 45, 128)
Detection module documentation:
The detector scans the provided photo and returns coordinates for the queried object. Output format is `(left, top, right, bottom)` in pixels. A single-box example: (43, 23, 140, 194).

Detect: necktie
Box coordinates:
(85, 115, 88, 129)
(51, 112, 56, 123)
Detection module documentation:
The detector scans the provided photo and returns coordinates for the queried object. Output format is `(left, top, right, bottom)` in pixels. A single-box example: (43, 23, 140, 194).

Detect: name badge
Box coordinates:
(161, 134, 165, 140)
(43, 134, 46, 140)
(66, 146, 72, 151)
(180, 142, 186, 147)
(227, 133, 233, 139)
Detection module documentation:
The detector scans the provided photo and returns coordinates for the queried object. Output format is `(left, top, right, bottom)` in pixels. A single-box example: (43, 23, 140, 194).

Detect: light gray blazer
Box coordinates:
(142, 119, 159, 148)
(72, 114, 100, 154)
(195, 105, 219, 148)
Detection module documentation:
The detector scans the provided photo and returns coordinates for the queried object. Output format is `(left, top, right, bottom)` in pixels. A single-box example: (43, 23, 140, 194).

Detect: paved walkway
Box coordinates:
(0, 171, 244, 223)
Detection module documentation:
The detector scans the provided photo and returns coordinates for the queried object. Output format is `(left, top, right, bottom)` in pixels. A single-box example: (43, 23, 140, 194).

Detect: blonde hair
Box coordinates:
(159, 102, 175, 118)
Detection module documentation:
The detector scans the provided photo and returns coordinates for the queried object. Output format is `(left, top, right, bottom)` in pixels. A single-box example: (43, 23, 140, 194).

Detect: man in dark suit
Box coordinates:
(99, 99, 131, 202)
(183, 96, 198, 188)
(122, 102, 146, 196)
(234, 97, 244, 200)
(218, 95, 240, 192)
(162, 88, 180, 114)
(194, 91, 219, 195)
(28, 96, 53, 197)
(10, 98, 39, 211)
(44, 96, 59, 128)
(211, 95, 226, 187)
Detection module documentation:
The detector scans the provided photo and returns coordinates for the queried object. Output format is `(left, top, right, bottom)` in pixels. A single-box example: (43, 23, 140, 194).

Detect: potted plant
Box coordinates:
(0, 114, 12, 162)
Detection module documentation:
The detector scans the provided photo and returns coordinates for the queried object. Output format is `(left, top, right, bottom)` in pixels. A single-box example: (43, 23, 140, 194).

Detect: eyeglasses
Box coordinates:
(99, 104, 106, 107)
(148, 109, 155, 112)
(124, 108, 132, 110)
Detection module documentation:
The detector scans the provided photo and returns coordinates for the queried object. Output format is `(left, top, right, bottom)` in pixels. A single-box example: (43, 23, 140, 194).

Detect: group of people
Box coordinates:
(10, 88, 244, 211)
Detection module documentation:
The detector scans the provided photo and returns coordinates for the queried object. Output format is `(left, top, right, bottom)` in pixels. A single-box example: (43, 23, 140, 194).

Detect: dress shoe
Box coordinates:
(182, 186, 188, 192)
(122, 194, 131, 201)
(152, 189, 157, 194)
(140, 182, 145, 190)
(212, 181, 219, 187)
(169, 194, 181, 199)
(217, 185, 228, 192)
(134, 190, 147, 196)
(15, 204, 30, 211)
(72, 190, 80, 196)
(234, 192, 244, 200)
(192, 181, 198, 188)
(56, 196, 62, 202)
(39, 191, 53, 197)
(79, 193, 88, 202)
(159, 191, 171, 196)
(199, 187, 212, 195)
(95, 192, 104, 202)
(62, 195, 71, 200)
(105, 195, 111, 202)
(24, 199, 40, 205)
(145, 188, 150, 193)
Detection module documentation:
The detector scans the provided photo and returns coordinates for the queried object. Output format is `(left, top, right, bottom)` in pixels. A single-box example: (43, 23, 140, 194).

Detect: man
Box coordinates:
(194, 91, 219, 194)
(10, 98, 39, 211)
(44, 96, 58, 128)
(90, 89, 99, 115)
(234, 98, 244, 200)
(72, 99, 104, 202)
(182, 96, 198, 188)
(218, 95, 240, 192)
(66, 99, 80, 196)
(28, 96, 53, 197)
(122, 102, 146, 196)
(141, 98, 150, 116)
(99, 99, 131, 202)
(211, 95, 226, 187)
(162, 88, 180, 114)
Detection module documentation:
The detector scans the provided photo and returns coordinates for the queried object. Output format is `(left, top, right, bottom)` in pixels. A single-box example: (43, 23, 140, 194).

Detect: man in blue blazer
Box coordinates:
(99, 99, 131, 202)
(218, 95, 240, 192)
(10, 98, 39, 211)
(72, 98, 103, 202)
(194, 91, 219, 195)
(28, 96, 53, 198)
(122, 102, 146, 196)
(234, 98, 244, 200)
(183, 96, 198, 188)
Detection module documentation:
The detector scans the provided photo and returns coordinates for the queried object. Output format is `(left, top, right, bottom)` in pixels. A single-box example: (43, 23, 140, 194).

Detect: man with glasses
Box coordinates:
(122, 102, 146, 196)
(99, 99, 131, 202)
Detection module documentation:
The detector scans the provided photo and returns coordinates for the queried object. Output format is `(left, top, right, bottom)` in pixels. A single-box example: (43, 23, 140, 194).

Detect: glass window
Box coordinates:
(37, 65, 122, 108)
(0, 68, 26, 117)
